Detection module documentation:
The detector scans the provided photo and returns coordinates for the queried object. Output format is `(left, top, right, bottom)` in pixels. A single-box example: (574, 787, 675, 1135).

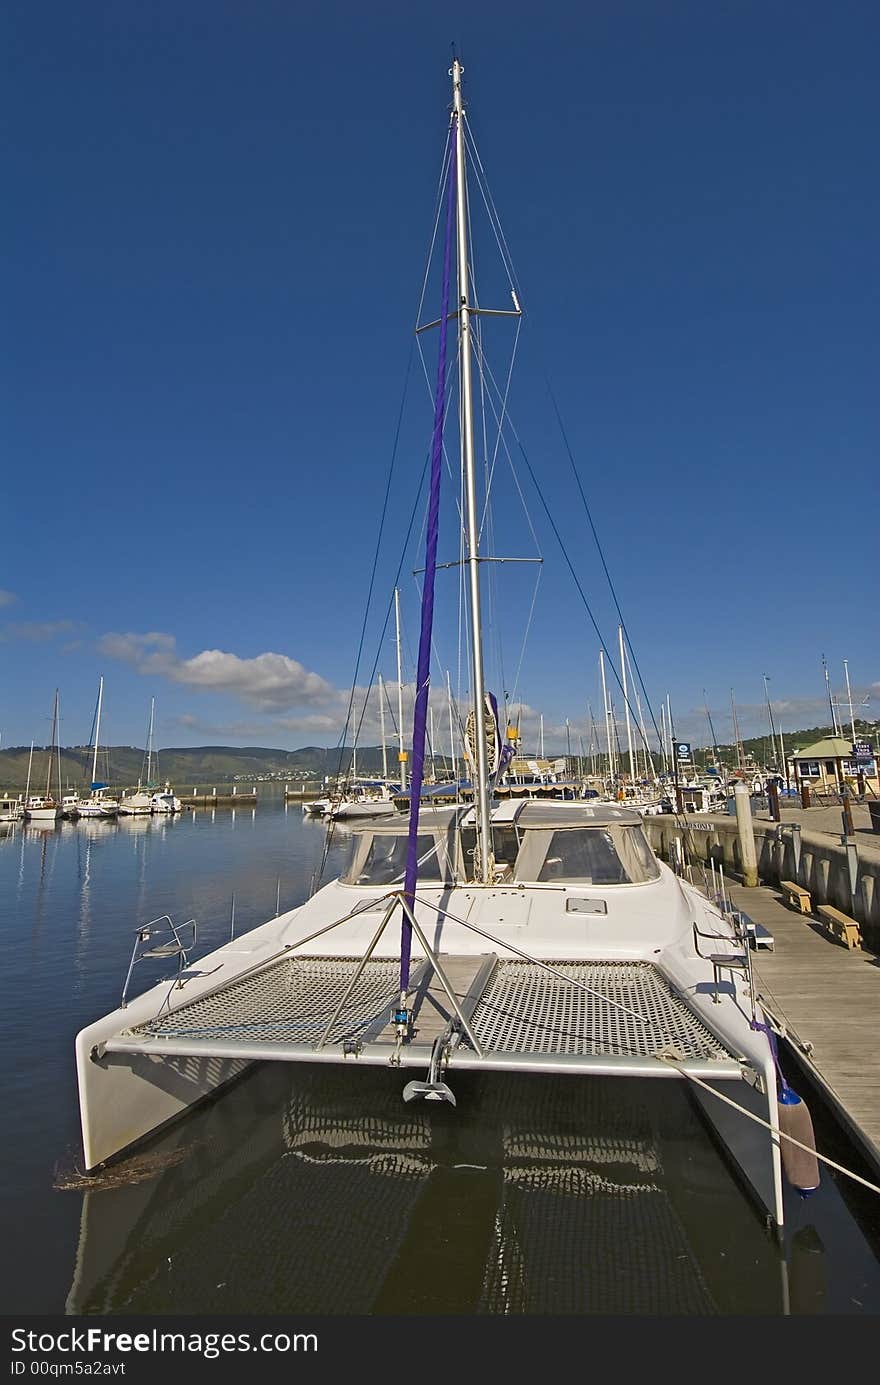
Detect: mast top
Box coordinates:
(450, 57, 465, 115)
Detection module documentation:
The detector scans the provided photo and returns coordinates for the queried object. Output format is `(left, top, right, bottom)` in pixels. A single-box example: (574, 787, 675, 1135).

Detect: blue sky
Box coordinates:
(3, 1, 877, 757)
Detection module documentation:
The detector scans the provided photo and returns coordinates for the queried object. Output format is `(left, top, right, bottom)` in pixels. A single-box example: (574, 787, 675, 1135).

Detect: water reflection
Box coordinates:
(66, 1066, 790, 1316)
(789, 1225, 826, 1314)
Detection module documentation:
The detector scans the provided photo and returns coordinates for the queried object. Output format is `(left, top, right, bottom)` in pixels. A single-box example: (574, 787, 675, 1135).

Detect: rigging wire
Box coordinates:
(326, 336, 416, 790)
(337, 125, 455, 775)
(467, 335, 655, 761)
(316, 131, 457, 884)
(315, 418, 445, 886)
(465, 119, 668, 761)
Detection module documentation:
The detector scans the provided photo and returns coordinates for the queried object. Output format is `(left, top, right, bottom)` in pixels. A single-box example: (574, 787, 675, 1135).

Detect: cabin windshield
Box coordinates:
(343, 832, 446, 886)
(517, 824, 660, 885)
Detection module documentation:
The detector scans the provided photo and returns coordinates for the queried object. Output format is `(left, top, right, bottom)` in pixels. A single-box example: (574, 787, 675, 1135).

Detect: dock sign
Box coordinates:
(675, 741, 691, 761)
(852, 741, 872, 762)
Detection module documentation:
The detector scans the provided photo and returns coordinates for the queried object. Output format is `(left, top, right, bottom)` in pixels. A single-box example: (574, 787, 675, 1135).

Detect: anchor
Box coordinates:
(403, 1027, 457, 1105)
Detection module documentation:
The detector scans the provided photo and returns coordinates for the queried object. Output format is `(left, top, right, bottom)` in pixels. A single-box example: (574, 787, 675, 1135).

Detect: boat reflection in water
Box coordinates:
(66, 1064, 796, 1315)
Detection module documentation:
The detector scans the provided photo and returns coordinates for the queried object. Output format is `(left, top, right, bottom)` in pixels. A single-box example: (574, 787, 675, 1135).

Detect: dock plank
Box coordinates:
(717, 880, 880, 1170)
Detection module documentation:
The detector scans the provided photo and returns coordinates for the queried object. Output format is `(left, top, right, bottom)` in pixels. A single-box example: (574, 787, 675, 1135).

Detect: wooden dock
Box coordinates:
(179, 790, 258, 807)
(714, 878, 880, 1173)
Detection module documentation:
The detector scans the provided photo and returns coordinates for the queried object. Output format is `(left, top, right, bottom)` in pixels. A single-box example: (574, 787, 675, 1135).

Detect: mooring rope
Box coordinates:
(657, 1053, 880, 1198)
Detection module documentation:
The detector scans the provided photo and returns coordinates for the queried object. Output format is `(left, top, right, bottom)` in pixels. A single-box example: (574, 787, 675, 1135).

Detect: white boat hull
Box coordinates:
(75, 856, 784, 1229)
(328, 800, 397, 820)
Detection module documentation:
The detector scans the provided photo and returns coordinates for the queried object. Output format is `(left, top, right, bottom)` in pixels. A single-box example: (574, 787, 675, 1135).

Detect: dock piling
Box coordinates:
(734, 783, 759, 887)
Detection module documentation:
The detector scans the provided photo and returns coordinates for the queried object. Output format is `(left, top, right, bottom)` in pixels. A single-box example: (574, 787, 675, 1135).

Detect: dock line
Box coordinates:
(657, 1051, 880, 1199)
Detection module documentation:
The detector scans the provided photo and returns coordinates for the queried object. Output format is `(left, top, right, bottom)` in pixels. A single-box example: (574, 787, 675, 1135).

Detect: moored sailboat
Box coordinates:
(74, 676, 120, 819)
(75, 59, 814, 1234)
(118, 698, 160, 815)
(24, 691, 62, 822)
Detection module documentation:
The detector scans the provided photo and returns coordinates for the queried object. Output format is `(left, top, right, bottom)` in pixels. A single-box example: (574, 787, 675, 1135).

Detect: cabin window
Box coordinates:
(797, 761, 819, 778)
(459, 824, 520, 879)
(344, 833, 444, 886)
(526, 826, 660, 885)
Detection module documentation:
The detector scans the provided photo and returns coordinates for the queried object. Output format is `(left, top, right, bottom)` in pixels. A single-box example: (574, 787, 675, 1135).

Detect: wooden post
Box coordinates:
(733, 782, 758, 887)
(842, 791, 854, 836)
(801, 781, 811, 809)
(790, 823, 803, 884)
(842, 836, 859, 918)
(768, 780, 781, 822)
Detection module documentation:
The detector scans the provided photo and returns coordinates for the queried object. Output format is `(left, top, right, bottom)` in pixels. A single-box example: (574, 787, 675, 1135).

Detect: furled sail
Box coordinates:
(464, 693, 501, 777)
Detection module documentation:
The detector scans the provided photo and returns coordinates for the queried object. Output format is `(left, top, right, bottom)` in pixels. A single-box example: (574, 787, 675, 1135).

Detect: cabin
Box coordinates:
(340, 800, 661, 889)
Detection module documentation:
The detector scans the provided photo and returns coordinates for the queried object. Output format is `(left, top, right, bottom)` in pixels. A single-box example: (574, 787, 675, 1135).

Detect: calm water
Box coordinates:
(2, 794, 880, 1316)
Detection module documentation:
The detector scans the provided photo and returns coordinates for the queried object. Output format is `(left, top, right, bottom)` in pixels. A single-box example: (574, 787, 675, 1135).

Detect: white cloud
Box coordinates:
(0, 590, 18, 607)
(98, 631, 339, 713)
(97, 629, 581, 749)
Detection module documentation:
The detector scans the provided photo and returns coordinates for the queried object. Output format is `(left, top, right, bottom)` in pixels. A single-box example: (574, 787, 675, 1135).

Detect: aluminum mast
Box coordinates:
(452, 58, 493, 882)
(91, 675, 104, 787)
(599, 650, 612, 779)
(619, 625, 636, 784)
(378, 675, 388, 781)
(844, 659, 856, 744)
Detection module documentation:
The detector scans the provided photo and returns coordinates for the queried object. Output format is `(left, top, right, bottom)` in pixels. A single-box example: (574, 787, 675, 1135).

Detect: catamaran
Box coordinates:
(75, 60, 814, 1234)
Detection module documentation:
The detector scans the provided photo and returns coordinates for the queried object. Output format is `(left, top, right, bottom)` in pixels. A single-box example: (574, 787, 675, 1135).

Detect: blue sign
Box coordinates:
(853, 741, 872, 762)
(675, 742, 691, 760)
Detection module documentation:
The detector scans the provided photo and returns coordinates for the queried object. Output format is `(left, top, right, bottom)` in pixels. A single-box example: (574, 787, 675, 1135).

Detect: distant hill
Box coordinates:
(1, 720, 874, 792)
(0, 743, 421, 792)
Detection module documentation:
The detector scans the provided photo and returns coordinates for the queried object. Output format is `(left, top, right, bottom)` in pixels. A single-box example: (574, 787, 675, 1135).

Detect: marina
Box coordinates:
(73, 60, 802, 1243)
(51, 59, 878, 1314)
(3, 799, 880, 1315)
(4, 6, 878, 1333)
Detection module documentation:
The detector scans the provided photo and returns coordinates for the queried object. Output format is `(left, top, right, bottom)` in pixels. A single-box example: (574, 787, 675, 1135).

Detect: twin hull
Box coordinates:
(75, 864, 784, 1227)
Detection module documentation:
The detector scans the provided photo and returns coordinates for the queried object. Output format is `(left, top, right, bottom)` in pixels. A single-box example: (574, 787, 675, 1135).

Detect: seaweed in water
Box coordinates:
(53, 1144, 194, 1191)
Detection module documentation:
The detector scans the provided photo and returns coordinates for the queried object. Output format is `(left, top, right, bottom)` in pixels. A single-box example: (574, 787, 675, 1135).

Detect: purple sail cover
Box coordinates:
(399, 125, 457, 990)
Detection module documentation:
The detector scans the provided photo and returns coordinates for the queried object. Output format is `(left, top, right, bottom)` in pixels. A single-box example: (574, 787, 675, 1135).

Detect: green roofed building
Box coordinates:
(790, 736, 878, 795)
